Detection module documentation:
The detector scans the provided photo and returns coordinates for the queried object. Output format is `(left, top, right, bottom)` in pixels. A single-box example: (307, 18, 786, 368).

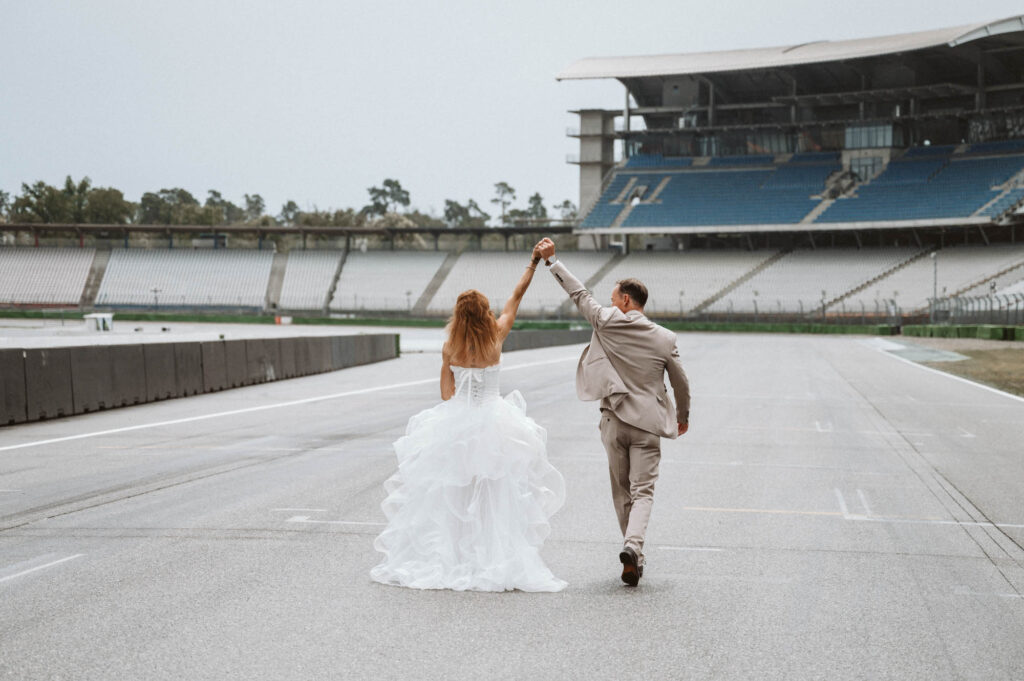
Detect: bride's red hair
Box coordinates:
(447, 289, 498, 363)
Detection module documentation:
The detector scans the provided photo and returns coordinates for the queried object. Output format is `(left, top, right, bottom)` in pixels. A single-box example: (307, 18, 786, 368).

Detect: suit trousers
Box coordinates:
(598, 409, 661, 564)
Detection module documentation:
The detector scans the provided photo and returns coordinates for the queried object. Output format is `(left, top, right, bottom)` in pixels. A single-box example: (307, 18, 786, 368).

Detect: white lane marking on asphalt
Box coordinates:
(681, 504, 1024, 530)
(856, 489, 873, 517)
(286, 515, 385, 526)
(956, 427, 976, 438)
(814, 420, 833, 433)
(0, 554, 84, 584)
(953, 589, 1024, 599)
(834, 488, 850, 518)
(271, 508, 327, 512)
(0, 489, 22, 493)
(658, 545, 725, 552)
(874, 347, 1024, 404)
(0, 355, 578, 453)
(834, 488, 867, 520)
(853, 516, 1024, 530)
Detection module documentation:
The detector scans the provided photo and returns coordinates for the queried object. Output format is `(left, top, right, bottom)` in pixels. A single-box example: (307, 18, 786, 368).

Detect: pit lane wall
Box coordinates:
(0, 334, 398, 426)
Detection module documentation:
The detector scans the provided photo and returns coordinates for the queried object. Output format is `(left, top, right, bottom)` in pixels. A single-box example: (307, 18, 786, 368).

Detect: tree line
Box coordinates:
(0, 176, 577, 229)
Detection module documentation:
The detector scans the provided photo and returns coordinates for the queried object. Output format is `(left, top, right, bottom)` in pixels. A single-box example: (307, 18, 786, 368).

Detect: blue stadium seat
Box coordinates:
(967, 139, 1024, 155)
(706, 154, 774, 167)
(817, 154, 1024, 223)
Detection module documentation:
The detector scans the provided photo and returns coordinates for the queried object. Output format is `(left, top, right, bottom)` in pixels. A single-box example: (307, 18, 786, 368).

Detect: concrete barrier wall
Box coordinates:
(1, 349, 27, 426)
(0, 334, 398, 426)
(503, 329, 592, 352)
(144, 344, 177, 401)
(24, 348, 74, 421)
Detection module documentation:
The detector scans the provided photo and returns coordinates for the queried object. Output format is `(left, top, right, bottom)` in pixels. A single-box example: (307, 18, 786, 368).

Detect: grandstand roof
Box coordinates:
(557, 16, 1024, 80)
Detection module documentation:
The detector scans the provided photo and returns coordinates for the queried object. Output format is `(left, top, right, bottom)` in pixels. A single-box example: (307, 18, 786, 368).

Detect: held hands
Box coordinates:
(535, 237, 556, 262)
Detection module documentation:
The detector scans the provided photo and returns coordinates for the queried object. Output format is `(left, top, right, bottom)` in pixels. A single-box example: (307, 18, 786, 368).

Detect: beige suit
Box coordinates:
(549, 260, 690, 564)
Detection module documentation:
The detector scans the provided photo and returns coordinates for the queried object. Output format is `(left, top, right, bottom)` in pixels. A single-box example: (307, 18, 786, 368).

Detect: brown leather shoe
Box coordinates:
(619, 547, 640, 586)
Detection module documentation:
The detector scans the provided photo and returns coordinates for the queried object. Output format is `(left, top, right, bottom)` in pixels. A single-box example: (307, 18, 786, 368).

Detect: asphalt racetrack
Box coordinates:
(2, 329, 1023, 680)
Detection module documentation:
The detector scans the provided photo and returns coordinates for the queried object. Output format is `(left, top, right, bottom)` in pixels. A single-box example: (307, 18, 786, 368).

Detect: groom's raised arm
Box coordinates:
(548, 260, 612, 329)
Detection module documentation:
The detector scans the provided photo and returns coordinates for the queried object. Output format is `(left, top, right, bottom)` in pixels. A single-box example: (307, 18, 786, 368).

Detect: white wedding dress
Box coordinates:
(370, 363, 567, 592)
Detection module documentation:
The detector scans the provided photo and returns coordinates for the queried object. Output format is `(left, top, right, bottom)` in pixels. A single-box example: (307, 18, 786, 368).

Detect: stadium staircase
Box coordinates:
(824, 247, 934, 310)
(801, 198, 836, 224)
(973, 167, 1024, 218)
(79, 248, 111, 309)
(609, 201, 637, 230)
(265, 252, 288, 312)
(324, 248, 349, 314)
(412, 252, 459, 315)
(614, 177, 639, 202)
(939, 258, 1024, 309)
(690, 249, 791, 314)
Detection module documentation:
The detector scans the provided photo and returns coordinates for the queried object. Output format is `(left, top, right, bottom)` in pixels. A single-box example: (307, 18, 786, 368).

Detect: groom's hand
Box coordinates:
(538, 237, 556, 262)
(677, 422, 688, 436)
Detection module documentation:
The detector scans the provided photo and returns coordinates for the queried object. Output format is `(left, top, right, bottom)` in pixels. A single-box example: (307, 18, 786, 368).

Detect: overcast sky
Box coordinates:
(3, 1, 1022, 220)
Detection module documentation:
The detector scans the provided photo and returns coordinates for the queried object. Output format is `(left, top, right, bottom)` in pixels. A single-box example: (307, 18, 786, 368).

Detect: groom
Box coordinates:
(536, 238, 689, 586)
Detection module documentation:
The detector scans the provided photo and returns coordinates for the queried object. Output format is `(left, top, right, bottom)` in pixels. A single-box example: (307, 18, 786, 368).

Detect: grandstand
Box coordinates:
(4, 17, 1024, 327)
(331, 251, 449, 313)
(561, 16, 1024, 237)
(278, 250, 343, 311)
(0, 247, 95, 306)
(96, 249, 274, 310)
(707, 247, 924, 314)
(842, 243, 1024, 313)
(551, 15, 1024, 322)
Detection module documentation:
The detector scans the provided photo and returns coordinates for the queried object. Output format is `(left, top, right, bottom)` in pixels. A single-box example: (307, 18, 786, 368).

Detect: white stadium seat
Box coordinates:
(279, 250, 343, 311)
(0, 247, 95, 305)
(96, 248, 274, 308)
(330, 251, 448, 312)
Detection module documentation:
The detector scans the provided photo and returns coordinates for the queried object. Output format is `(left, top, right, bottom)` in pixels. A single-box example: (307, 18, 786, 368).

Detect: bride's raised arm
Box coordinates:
(496, 245, 542, 340)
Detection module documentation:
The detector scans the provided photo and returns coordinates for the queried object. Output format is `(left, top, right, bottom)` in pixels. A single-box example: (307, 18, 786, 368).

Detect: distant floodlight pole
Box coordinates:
(678, 290, 684, 322)
(151, 287, 161, 310)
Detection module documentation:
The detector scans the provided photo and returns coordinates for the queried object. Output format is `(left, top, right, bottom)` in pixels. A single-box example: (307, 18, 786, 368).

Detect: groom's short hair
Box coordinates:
(616, 278, 648, 307)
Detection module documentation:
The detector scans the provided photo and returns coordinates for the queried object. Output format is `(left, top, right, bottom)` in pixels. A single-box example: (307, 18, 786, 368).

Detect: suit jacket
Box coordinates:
(549, 260, 690, 439)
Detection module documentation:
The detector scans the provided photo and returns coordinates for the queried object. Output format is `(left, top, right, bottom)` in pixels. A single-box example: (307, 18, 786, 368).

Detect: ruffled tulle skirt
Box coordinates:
(370, 391, 566, 592)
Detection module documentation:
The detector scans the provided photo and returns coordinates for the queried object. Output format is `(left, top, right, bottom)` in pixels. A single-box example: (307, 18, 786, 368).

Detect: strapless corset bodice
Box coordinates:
(452, 364, 501, 404)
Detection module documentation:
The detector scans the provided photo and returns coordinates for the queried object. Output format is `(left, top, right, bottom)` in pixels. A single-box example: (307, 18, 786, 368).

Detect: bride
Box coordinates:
(370, 244, 566, 592)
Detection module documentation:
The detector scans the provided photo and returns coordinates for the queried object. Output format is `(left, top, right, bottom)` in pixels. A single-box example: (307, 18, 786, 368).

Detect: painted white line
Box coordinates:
(834, 488, 850, 519)
(834, 488, 867, 521)
(0, 355, 578, 453)
(658, 545, 725, 552)
(286, 515, 385, 526)
(954, 590, 1024, 599)
(814, 420, 833, 433)
(0, 489, 22, 493)
(876, 347, 1024, 404)
(852, 516, 1024, 530)
(0, 554, 84, 584)
(856, 489, 873, 517)
(271, 508, 326, 513)
(957, 427, 976, 439)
